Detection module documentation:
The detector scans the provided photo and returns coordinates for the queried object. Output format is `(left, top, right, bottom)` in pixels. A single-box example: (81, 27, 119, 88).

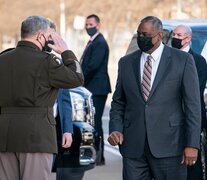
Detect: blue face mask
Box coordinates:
(86, 27, 97, 36)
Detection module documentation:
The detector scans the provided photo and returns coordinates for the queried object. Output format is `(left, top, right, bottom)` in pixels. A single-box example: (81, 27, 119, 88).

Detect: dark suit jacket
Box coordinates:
(109, 45, 201, 158)
(0, 41, 83, 153)
(189, 49, 207, 130)
(55, 89, 73, 151)
(57, 89, 73, 134)
(81, 33, 111, 95)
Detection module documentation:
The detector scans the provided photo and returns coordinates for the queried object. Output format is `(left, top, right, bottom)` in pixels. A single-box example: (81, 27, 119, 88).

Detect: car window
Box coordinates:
(126, 32, 138, 55)
(191, 30, 207, 56)
(162, 29, 173, 45)
(201, 42, 207, 61)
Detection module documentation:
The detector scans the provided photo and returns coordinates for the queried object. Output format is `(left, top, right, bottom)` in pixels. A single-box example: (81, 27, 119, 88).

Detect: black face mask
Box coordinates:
(42, 40, 54, 53)
(42, 35, 54, 53)
(137, 36, 154, 52)
(171, 37, 183, 49)
(86, 27, 97, 36)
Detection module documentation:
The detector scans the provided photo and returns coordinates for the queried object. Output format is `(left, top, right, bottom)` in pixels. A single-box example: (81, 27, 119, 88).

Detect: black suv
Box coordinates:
(69, 86, 96, 169)
(53, 87, 97, 179)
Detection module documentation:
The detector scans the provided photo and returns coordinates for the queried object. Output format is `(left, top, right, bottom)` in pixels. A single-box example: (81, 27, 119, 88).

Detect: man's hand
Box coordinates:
(181, 147, 198, 166)
(108, 131, 123, 146)
(48, 32, 68, 54)
(62, 132, 73, 148)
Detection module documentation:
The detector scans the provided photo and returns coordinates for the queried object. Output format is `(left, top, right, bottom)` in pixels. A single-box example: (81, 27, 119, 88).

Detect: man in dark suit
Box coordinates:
(54, 89, 78, 180)
(54, 89, 85, 180)
(81, 14, 111, 165)
(171, 24, 207, 180)
(108, 16, 201, 180)
(0, 16, 83, 180)
(55, 89, 73, 153)
(47, 20, 84, 179)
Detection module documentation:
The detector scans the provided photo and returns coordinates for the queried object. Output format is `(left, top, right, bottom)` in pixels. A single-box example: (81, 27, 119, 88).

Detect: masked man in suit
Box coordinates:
(108, 16, 201, 180)
(172, 24, 207, 180)
(81, 14, 111, 165)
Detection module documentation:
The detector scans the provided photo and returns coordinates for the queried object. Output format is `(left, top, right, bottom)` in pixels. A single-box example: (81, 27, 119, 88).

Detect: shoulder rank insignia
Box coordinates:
(51, 53, 62, 65)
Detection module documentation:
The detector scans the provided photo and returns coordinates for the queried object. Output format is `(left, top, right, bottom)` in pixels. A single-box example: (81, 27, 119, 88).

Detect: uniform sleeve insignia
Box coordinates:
(51, 53, 62, 65)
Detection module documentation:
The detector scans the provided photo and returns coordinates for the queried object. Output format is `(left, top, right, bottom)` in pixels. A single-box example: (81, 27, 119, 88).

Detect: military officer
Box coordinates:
(0, 16, 84, 180)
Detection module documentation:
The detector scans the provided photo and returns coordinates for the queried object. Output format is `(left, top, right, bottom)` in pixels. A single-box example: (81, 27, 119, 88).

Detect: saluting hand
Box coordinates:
(108, 131, 123, 146)
(48, 32, 68, 54)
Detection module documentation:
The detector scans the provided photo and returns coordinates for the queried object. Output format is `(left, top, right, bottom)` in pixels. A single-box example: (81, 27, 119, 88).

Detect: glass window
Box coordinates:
(191, 30, 207, 55)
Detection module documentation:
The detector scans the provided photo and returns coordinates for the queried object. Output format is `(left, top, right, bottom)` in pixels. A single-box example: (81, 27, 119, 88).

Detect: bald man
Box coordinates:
(172, 25, 207, 180)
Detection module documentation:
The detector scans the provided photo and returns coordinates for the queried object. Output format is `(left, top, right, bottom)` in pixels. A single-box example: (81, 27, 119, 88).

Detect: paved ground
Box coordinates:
(51, 145, 122, 180)
(51, 109, 122, 180)
(83, 147, 122, 180)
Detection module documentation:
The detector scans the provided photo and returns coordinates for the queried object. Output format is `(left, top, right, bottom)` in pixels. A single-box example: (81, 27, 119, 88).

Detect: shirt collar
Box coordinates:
(181, 45, 190, 52)
(142, 42, 164, 61)
(17, 40, 41, 51)
(90, 32, 100, 41)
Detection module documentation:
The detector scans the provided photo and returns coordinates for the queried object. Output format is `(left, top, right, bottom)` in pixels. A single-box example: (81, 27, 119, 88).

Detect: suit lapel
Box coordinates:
(132, 51, 143, 96)
(148, 45, 171, 99)
(127, 47, 172, 101)
(81, 34, 101, 63)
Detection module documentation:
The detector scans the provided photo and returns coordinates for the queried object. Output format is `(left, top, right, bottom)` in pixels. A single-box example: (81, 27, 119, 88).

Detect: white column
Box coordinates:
(60, 0, 66, 39)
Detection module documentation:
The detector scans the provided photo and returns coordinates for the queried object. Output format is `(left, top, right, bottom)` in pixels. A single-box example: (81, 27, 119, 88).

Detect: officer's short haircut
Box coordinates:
(48, 20, 56, 31)
(86, 14, 100, 23)
(21, 16, 50, 38)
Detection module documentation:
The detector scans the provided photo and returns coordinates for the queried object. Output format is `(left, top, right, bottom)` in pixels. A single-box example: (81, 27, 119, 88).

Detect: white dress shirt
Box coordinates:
(140, 43, 164, 90)
(90, 32, 100, 42)
(181, 45, 190, 53)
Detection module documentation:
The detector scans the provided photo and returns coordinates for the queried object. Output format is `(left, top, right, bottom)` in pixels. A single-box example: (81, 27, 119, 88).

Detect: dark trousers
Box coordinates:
(123, 142, 187, 180)
(92, 95, 107, 161)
